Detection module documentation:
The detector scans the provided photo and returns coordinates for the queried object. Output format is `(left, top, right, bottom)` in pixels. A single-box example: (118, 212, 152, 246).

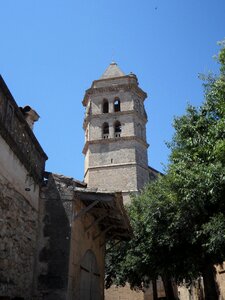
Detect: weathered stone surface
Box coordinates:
(35, 173, 71, 300)
(0, 174, 38, 299)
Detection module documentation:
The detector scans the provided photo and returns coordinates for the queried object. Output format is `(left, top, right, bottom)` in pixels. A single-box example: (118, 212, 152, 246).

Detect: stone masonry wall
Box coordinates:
(90, 90, 133, 115)
(89, 113, 135, 141)
(87, 165, 138, 193)
(35, 174, 71, 300)
(0, 173, 38, 299)
(88, 141, 136, 167)
(105, 284, 144, 300)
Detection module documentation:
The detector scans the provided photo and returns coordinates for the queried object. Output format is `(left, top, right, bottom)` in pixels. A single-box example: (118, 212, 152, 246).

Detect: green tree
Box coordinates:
(106, 176, 181, 300)
(166, 41, 225, 298)
(105, 42, 225, 300)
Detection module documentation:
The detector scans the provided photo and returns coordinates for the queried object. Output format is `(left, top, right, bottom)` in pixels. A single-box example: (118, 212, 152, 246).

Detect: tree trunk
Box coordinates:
(162, 275, 176, 300)
(202, 263, 218, 300)
(152, 278, 158, 300)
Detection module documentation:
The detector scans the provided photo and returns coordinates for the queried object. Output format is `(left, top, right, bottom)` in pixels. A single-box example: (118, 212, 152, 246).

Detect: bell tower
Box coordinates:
(82, 62, 149, 203)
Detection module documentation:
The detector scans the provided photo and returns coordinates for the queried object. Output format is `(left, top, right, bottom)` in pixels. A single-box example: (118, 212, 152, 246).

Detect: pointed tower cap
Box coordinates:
(100, 62, 125, 79)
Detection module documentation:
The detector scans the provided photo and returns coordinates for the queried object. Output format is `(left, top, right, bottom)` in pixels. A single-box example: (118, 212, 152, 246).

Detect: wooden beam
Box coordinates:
(105, 240, 121, 252)
(84, 214, 108, 232)
(73, 200, 99, 221)
(74, 191, 115, 202)
(93, 225, 114, 240)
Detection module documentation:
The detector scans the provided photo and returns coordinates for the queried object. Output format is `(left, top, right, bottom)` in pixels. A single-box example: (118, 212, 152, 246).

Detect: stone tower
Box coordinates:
(82, 62, 149, 203)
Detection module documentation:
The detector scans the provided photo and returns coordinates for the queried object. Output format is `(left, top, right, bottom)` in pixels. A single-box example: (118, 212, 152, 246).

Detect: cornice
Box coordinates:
(82, 135, 149, 155)
(83, 109, 148, 130)
(83, 162, 149, 178)
(82, 83, 147, 106)
(0, 75, 47, 183)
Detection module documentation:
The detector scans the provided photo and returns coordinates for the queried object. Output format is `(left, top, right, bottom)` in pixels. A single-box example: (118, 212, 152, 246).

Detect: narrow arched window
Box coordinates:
(114, 121, 121, 138)
(103, 99, 109, 113)
(102, 122, 109, 139)
(114, 98, 121, 112)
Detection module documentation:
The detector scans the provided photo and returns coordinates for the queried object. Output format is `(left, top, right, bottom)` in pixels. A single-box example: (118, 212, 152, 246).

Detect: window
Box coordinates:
(102, 99, 109, 113)
(102, 122, 109, 139)
(114, 121, 121, 138)
(114, 98, 121, 112)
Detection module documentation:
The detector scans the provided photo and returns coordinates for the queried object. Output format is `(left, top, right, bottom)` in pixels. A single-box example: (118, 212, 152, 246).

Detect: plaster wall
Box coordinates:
(0, 134, 39, 210)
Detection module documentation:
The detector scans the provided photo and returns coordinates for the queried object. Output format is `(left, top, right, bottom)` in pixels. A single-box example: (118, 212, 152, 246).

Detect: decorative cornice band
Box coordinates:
(83, 109, 147, 129)
(83, 83, 147, 106)
(82, 136, 149, 154)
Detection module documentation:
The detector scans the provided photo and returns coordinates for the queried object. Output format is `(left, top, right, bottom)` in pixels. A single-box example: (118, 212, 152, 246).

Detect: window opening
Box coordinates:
(114, 121, 121, 138)
(114, 98, 121, 112)
(103, 99, 109, 113)
(102, 122, 109, 139)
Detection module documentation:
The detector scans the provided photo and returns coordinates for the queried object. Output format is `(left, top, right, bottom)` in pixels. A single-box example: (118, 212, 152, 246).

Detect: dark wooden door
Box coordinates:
(80, 250, 101, 300)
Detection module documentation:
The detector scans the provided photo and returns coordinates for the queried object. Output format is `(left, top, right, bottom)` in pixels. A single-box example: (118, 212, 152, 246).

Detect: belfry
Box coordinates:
(82, 62, 150, 203)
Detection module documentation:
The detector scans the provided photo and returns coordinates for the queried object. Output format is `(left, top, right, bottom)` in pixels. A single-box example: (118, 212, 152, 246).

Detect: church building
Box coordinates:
(82, 63, 164, 300)
(82, 62, 153, 203)
(0, 71, 132, 300)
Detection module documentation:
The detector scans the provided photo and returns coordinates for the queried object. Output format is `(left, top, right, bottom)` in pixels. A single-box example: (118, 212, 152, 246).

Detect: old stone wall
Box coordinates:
(90, 90, 133, 115)
(88, 113, 135, 141)
(0, 134, 40, 210)
(0, 173, 38, 299)
(35, 174, 71, 300)
(136, 165, 150, 191)
(215, 264, 225, 299)
(0, 77, 47, 185)
(86, 164, 138, 193)
(87, 141, 136, 167)
(0, 131, 42, 299)
(92, 76, 137, 89)
(105, 284, 144, 300)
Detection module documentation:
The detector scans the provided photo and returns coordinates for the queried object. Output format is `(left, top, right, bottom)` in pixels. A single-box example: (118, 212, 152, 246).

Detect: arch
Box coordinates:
(102, 99, 109, 113)
(114, 121, 121, 138)
(102, 122, 109, 139)
(79, 249, 101, 300)
(114, 97, 121, 112)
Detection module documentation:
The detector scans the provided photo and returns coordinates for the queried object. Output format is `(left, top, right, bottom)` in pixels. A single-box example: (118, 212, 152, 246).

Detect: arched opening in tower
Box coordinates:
(114, 98, 121, 112)
(102, 99, 109, 113)
(114, 121, 121, 138)
(102, 122, 109, 139)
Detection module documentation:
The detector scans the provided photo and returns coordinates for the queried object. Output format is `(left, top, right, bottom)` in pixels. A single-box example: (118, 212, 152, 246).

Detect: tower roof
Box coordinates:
(100, 62, 125, 79)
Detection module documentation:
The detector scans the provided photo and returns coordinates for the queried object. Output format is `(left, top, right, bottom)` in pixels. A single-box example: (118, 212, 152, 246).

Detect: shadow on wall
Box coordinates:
(37, 173, 71, 299)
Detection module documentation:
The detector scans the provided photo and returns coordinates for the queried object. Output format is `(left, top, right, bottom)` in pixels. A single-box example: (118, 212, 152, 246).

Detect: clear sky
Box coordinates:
(0, 0, 224, 180)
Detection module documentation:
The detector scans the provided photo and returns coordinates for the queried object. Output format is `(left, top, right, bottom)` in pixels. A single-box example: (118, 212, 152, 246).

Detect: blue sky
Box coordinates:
(0, 0, 224, 180)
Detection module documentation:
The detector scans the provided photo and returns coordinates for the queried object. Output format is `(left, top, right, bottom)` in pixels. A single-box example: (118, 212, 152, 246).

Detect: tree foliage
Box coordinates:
(105, 42, 225, 298)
